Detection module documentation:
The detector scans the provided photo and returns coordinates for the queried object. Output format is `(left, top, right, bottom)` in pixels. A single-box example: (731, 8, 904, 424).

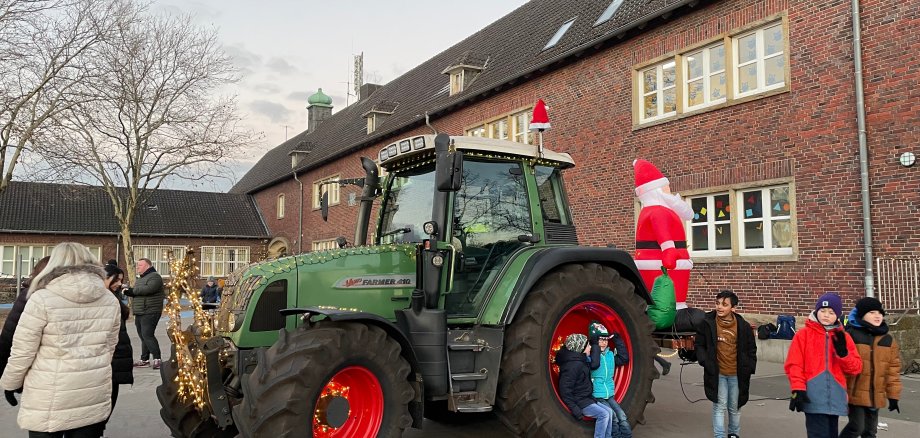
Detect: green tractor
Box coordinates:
(157, 134, 660, 437)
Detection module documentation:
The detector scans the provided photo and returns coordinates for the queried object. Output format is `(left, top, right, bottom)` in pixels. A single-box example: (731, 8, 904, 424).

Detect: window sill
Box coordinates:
(633, 86, 790, 131)
(692, 253, 798, 264)
(311, 203, 340, 211)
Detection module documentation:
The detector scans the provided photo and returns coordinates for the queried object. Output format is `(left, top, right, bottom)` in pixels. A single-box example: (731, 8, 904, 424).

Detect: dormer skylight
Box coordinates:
(594, 0, 624, 26)
(544, 18, 575, 50)
(442, 51, 489, 95)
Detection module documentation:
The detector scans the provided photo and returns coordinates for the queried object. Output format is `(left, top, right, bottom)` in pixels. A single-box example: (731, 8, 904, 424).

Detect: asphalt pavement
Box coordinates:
(1, 317, 917, 437)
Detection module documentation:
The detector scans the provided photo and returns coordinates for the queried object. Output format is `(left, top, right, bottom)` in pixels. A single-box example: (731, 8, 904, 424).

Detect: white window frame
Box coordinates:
(732, 22, 785, 98)
(133, 245, 186, 277)
(450, 70, 465, 95)
(366, 114, 376, 133)
(312, 175, 341, 209)
(639, 60, 677, 123)
(200, 246, 250, 277)
(738, 185, 793, 256)
(683, 43, 727, 111)
(276, 193, 285, 219)
(466, 107, 533, 144)
(594, 0, 624, 26)
(1, 245, 100, 278)
(311, 239, 339, 252)
(466, 125, 485, 137)
(511, 110, 531, 144)
(687, 193, 733, 257)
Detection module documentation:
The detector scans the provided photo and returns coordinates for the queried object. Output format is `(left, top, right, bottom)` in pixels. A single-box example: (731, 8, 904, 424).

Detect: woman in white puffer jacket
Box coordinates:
(0, 242, 120, 436)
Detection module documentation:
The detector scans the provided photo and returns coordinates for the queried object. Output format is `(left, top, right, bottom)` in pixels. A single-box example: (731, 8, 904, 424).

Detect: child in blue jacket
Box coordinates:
(589, 322, 632, 438)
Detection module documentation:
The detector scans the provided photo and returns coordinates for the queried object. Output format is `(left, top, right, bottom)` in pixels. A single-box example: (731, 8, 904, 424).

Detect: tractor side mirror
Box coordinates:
(320, 192, 329, 222)
(436, 150, 463, 192)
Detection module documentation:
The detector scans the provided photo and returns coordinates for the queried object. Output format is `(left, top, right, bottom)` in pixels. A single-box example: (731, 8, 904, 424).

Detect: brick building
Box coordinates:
(231, 0, 918, 315)
(0, 181, 269, 298)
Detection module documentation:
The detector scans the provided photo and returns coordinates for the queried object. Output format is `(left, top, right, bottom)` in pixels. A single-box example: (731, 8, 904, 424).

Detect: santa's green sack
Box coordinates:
(648, 267, 677, 330)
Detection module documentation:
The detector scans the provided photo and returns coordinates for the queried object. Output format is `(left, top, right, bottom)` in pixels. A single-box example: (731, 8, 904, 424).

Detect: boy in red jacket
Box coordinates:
(784, 293, 862, 438)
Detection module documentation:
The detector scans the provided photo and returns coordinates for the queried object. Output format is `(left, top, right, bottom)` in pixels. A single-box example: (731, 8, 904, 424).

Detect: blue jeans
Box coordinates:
(582, 403, 613, 438)
(713, 374, 740, 438)
(597, 397, 632, 438)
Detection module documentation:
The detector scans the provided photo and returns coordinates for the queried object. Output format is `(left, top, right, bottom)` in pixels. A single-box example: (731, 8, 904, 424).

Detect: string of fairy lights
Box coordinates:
(163, 248, 212, 411)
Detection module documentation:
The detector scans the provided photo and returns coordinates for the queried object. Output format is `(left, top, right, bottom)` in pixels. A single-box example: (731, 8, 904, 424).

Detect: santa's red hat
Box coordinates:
(633, 159, 669, 197)
(530, 99, 550, 131)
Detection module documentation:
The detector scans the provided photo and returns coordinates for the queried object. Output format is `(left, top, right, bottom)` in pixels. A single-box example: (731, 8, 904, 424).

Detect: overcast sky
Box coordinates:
(153, 0, 529, 191)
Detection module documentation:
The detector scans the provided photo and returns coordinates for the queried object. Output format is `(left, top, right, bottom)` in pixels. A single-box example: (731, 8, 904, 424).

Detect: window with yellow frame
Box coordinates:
(634, 18, 789, 126)
(465, 108, 532, 144)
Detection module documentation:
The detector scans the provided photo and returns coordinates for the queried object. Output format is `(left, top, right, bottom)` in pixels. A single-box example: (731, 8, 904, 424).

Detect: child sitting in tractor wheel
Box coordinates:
(588, 322, 632, 438)
(556, 333, 613, 438)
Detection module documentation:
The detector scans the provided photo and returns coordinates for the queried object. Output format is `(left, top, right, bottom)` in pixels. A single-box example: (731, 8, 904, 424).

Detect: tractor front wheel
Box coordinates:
(156, 359, 238, 438)
(496, 263, 658, 437)
(233, 322, 414, 438)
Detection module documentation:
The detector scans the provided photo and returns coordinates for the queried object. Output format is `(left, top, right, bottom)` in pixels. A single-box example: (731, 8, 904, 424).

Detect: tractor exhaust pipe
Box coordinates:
(354, 156, 380, 246)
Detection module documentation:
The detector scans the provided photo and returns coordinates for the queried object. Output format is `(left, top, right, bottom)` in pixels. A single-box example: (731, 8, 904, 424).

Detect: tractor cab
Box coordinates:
(375, 134, 577, 317)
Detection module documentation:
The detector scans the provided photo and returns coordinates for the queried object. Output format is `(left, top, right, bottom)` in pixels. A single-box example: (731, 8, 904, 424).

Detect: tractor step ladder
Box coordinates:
(445, 328, 503, 413)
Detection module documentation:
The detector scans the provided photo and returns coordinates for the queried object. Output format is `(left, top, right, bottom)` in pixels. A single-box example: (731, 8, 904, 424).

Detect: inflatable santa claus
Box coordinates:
(633, 159, 694, 309)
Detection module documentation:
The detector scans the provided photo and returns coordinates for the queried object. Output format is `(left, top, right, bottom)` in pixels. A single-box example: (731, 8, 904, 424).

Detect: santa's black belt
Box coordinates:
(635, 240, 687, 249)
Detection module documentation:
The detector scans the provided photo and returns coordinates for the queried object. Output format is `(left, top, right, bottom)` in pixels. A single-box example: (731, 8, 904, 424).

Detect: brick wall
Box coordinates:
(251, 0, 919, 315)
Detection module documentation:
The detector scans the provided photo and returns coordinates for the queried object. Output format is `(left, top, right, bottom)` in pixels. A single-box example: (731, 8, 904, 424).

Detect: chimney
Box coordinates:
(306, 88, 333, 133)
(358, 83, 383, 101)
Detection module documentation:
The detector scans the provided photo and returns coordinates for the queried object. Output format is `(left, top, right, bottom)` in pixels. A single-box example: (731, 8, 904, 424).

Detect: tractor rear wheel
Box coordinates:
(233, 322, 414, 438)
(496, 263, 658, 437)
(156, 359, 238, 438)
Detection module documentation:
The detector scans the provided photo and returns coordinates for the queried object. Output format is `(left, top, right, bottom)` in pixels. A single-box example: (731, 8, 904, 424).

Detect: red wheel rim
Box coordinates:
(313, 366, 384, 437)
(549, 301, 634, 409)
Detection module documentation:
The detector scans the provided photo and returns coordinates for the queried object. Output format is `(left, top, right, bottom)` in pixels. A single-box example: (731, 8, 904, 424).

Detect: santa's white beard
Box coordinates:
(638, 189, 694, 220)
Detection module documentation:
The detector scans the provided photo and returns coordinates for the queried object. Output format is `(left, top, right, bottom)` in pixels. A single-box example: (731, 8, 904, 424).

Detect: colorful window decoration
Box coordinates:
(686, 183, 793, 259)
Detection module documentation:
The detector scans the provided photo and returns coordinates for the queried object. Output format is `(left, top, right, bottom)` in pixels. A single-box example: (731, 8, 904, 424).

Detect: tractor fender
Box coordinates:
(279, 307, 425, 428)
(498, 247, 651, 325)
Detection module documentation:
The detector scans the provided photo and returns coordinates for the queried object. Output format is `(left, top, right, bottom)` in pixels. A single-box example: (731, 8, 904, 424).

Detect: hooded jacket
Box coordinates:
(555, 347, 596, 418)
(130, 266, 164, 315)
(784, 313, 862, 416)
(844, 308, 901, 408)
(590, 334, 629, 399)
(0, 265, 121, 432)
(695, 311, 757, 407)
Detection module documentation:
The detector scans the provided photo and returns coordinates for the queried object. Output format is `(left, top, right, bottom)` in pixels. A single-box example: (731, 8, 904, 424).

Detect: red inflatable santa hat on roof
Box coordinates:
(529, 99, 551, 131)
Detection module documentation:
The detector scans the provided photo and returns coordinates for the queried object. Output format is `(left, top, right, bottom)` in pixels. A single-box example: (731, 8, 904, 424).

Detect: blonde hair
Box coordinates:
(28, 242, 100, 294)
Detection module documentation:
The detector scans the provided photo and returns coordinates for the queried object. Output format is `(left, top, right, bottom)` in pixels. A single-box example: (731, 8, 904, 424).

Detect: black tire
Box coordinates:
(156, 359, 238, 438)
(233, 322, 414, 438)
(496, 263, 658, 437)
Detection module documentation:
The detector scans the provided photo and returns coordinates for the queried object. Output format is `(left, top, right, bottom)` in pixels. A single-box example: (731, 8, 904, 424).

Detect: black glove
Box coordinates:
(888, 399, 899, 413)
(123, 287, 135, 297)
(789, 390, 810, 412)
(5, 390, 17, 406)
(832, 331, 848, 358)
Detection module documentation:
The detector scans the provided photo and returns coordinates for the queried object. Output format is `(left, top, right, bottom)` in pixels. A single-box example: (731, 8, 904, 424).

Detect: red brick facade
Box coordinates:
(251, 0, 919, 315)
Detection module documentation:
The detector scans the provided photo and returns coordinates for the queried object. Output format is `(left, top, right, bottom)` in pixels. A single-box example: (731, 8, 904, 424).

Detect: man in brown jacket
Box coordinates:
(841, 297, 902, 438)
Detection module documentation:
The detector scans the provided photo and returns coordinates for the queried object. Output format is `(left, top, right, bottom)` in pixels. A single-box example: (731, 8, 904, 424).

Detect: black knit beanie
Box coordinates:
(855, 297, 885, 321)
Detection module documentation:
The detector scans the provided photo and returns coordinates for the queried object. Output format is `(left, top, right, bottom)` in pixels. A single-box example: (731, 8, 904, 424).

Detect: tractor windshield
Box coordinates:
(378, 162, 436, 244)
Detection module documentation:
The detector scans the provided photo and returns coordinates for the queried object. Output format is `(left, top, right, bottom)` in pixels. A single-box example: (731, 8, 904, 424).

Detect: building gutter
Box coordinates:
(851, 0, 874, 297)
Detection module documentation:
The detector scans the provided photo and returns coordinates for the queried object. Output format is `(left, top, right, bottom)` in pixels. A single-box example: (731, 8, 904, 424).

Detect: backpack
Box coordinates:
(757, 323, 777, 340)
(770, 314, 796, 340)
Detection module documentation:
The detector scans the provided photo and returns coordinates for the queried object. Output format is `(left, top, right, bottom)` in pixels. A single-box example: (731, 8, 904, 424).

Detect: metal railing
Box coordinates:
(875, 257, 920, 324)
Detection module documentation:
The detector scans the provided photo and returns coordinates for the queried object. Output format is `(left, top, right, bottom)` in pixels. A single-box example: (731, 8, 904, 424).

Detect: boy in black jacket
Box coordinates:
(556, 333, 613, 438)
(694, 290, 757, 438)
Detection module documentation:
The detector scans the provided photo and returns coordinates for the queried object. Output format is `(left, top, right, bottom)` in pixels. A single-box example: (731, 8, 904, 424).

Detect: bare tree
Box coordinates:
(0, 0, 129, 192)
(42, 9, 254, 278)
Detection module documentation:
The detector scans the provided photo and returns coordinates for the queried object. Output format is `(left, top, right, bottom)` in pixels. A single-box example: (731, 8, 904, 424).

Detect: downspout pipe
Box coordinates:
(852, 0, 874, 297)
(293, 171, 304, 254)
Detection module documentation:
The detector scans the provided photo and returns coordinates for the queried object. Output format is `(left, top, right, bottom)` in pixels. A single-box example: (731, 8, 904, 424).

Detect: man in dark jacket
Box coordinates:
(200, 276, 220, 304)
(124, 257, 164, 369)
(695, 290, 757, 438)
